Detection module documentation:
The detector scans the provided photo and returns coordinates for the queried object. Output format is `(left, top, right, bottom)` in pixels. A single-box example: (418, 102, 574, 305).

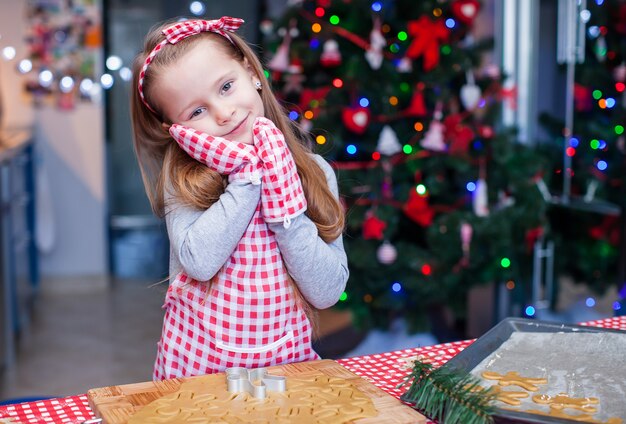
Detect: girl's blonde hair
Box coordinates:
(130, 19, 344, 243)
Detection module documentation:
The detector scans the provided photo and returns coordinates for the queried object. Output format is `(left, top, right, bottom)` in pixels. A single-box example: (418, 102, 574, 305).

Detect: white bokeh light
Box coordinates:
(119, 66, 132, 82)
(18, 59, 33, 73)
(80, 78, 94, 95)
(59, 76, 75, 93)
(100, 73, 114, 89)
(38, 69, 54, 87)
(106, 55, 123, 71)
(580, 9, 591, 23)
(2, 46, 16, 60)
(189, 1, 206, 16)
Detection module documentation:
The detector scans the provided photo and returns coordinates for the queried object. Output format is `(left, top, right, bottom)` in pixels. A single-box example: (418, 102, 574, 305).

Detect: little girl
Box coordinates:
(130, 17, 348, 379)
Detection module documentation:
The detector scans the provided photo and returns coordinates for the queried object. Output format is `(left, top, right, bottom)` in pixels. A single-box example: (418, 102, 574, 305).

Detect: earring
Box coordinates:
(255, 81, 262, 90)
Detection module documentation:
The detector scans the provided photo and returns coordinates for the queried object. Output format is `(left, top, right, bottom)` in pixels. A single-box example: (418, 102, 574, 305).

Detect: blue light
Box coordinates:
(371, 2, 382, 12)
(346, 144, 357, 155)
(473, 140, 483, 150)
(359, 98, 370, 107)
(392, 282, 402, 292)
(445, 18, 456, 29)
(585, 297, 596, 307)
(613, 301, 622, 311)
(597, 160, 608, 171)
(605, 97, 616, 108)
(310, 39, 320, 49)
(288, 111, 299, 121)
(588, 26, 600, 38)
(466, 182, 477, 192)
(525, 306, 536, 317)
(478, 99, 486, 108)
(569, 137, 579, 148)
(596, 0, 604, 5)
(599, 140, 607, 149)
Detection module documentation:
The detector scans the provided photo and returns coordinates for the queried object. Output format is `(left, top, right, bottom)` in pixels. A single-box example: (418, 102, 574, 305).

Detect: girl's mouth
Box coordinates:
(226, 115, 248, 136)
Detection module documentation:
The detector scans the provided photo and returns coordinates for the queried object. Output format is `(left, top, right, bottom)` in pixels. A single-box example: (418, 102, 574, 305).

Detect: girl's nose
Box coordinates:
(214, 104, 235, 125)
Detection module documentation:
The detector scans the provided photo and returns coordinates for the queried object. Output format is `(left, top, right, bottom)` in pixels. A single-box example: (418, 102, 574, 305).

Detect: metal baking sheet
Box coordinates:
(443, 317, 626, 424)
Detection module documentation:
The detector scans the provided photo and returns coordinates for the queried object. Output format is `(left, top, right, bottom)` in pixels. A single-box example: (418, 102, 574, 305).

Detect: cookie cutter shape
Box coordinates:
(225, 367, 286, 399)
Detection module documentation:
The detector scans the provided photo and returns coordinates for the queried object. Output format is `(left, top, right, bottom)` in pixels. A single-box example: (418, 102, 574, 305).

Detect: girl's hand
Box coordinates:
(169, 124, 261, 185)
(252, 117, 307, 228)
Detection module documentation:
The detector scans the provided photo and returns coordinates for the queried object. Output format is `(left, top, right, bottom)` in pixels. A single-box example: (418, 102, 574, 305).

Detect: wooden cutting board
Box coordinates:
(88, 359, 426, 423)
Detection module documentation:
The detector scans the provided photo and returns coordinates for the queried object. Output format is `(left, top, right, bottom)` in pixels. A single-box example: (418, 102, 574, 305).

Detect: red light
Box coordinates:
(315, 7, 325, 17)
(372, 152, 381, 161)
(616, 82, 625, 93)
(421, 264, 431, 275)
(566, 147, 576, 157)
(332, 78, 343, 88)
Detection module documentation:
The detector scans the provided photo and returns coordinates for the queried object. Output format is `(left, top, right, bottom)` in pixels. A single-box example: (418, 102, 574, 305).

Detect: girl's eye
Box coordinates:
(221, 81, 233, 93)
(190, 107, 205, 119)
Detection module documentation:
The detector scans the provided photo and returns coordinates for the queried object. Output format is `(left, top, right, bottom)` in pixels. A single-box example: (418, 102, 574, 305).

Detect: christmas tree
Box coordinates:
(262, 0, 549, 334)
(539, 0, 625, 306)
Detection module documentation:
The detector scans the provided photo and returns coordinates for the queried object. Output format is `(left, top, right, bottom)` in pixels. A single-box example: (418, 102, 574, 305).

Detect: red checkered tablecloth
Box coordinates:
(1, 316, 624, 424)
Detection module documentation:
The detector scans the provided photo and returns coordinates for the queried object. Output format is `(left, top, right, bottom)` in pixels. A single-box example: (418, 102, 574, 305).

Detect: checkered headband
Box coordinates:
(137, 16, 245, 113)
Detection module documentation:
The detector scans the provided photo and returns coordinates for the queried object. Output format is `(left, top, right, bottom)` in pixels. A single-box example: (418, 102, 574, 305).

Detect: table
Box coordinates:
(0, 316, 624, 424)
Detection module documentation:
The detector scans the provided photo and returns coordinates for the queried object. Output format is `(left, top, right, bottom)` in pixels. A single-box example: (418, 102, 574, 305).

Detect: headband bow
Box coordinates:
(138, 16, 244, 113)
(163, 17, 244, 44)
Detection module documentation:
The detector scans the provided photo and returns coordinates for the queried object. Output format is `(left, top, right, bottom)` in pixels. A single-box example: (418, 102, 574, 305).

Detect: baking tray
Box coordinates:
(442, 317, 626, 424)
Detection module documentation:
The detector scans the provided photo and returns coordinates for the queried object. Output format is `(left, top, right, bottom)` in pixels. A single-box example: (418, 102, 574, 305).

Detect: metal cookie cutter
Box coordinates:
(225, 367, 286, 399)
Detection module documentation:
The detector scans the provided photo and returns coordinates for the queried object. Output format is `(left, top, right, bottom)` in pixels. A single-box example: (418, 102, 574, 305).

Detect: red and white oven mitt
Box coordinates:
(253, 117, 307, 228)
(168, 118, 307, 228)
(169, 124, 262, 185)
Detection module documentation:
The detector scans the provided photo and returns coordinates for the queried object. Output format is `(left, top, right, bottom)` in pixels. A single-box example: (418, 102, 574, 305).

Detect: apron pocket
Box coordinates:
(215, 330, 294, 354)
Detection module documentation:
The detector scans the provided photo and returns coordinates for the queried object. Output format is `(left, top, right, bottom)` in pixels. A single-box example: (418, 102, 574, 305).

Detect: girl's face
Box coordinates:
(152, 38, 264, 145)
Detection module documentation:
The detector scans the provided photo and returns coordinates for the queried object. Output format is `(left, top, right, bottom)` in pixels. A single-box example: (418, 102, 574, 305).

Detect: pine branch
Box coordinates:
(398, 359, 496, 424)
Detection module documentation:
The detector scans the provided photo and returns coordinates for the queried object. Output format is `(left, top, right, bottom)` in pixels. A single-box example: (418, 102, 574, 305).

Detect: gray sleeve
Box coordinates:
(165, 179, 261, 281)
(268, 155, 349, 309)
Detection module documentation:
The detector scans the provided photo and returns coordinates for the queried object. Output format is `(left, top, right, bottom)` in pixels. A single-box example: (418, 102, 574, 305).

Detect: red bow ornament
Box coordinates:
(299, 86, 331, 112)
(406, 16, 450, 71)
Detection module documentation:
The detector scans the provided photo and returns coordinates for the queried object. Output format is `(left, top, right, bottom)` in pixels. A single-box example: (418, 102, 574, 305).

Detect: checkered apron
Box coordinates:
(153, 118, 318, 380)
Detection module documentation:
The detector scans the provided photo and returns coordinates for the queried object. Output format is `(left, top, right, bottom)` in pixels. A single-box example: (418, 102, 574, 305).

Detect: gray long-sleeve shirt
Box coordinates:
(164, 154, 349, 309)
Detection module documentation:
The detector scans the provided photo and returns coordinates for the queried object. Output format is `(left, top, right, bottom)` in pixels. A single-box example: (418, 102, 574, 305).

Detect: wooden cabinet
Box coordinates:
(0, 129, 38, 372)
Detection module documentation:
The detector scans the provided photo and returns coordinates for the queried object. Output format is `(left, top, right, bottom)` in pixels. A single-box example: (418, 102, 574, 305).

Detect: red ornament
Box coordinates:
(574, 83, 593, 112)
(525, 226, 544, 252)
(478, 125, 494, 139)
(443, 114, 475, 155)
(589, 216, 620, 246)
(402, 88, 427, 117)
(403, 189, 435, 227)
(298, 86, 331, 111)
(498, 85, 518, 109)
(406, 16, 449, 71)
(320, 40, 342, 67)
(451, 0, 481, 25)
(342, 107, 371, 134)
(363, 212, 387, 240)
